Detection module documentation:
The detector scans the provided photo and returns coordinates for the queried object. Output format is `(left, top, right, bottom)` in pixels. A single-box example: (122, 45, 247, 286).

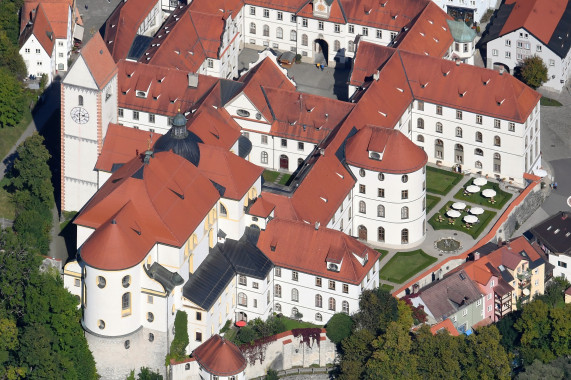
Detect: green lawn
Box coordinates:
(277, 173, 291, 185)
(379, 250, 437, 284)
(0, 108, 33, 162)
(376, 249, 388, 261)
(0, 178, 15, 220)
(429, 201, 497, 239)
(278, 316, 320, 330)
(379, 284, 394, 292)
(426, 166, 464, 195)
(453, 179, 512, 210)
(262, 170, 280, 183)
(426, 194, 441, 213)
(540, 97, 562, 107)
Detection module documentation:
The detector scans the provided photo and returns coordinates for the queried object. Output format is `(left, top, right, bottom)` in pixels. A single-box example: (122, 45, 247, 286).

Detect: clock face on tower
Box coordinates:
(317, 3, 326, 11)
(70, 107, 89, 124)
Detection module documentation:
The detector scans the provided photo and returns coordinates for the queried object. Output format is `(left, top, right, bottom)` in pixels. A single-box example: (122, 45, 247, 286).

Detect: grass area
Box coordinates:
(426, 194, 441, 213)
(278, 316, 320, 330)
(380, 284, 394, 292)
(59, 211, 78, 232)
(277, 173, 291, 185)
(379, 250, 437, 284)
(376, 249, 388, 261)
(453, 179, 512, 210)
(0, 108, 33, 161)
(540, 97, 562, 107)
(0, 178, 15, 220)
(426, 166, 464, 195)
(262, 170, 280, 183)
(429, 201, 497, 239)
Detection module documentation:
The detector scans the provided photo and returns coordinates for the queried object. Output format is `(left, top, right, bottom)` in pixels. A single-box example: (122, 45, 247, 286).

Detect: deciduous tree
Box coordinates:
(518, 56, 548, 89)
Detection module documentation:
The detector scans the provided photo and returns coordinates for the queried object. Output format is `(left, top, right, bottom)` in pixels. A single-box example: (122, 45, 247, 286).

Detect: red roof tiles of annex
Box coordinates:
(499, 0, 567, 45)
(81, 33, 118, 89)
(391, 1, 454, 58)
(340, 0, 430, 31)
(19, 4, 55, 55)
(248, 195, 275, 217)
(399, 50, 541, 123)
(258, 219, 380, 284)
(345, 126, 427, 174)
(192, 335, 247, 376)
(188, 0, 244, 18)
(263, 87, 354, 143)
(430, 319, 460, 336)
(349, 42, 394, 87)
(197, 144, 263, 200)
(187, 105, 242, 150)
(258, 192, 300, 221)
(296, 0, 348, 24)
(76, 151, 219, 250)
(117, 60, 218, 116)
(39, 2, 70, 38)
(95, 124, 158, 172)
(102, 0, 159, 62)
(20, 0, 73, 34)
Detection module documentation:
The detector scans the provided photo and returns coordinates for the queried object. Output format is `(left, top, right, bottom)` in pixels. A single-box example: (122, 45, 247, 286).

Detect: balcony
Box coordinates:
(517, 270, 531, 281)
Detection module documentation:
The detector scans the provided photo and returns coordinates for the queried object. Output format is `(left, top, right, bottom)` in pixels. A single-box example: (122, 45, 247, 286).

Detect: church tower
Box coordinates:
(61, 34, 117, 211)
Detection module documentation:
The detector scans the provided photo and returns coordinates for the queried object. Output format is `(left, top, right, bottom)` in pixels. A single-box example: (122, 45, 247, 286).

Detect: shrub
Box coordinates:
(165, 311, 189, 364)
(236, 325, 257, 345)
(266, 368, 279, 380)
(326, 313, 354, 344)
(295, 54, 302, 63)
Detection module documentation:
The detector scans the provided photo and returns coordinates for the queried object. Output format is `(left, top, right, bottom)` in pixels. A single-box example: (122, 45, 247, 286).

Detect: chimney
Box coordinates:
(373, 70, 380, 81)
(474, 251, 480, 261)
(319, 148, 325, 156)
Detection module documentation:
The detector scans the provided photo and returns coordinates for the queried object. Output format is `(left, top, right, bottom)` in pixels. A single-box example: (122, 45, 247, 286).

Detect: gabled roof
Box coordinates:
(76, 151, 220, 251)
(257, 219, 380, 284)
(430, 319, 460, 336)
(95, 123, 157, 172)
(39, 2, 70, 38)
(189, 0, 244, 17)
(19, 4, 55, 55)
(345, 126, 427, 173)
(248, 196, 275, 217)
(20, 0, 73, 35)
(481, 0, 571, 59)
(339, 0, 429, 31)
(529, 211, 571, 255)
(80, 33, 117, 89)
(192, 335, 247, 376)
(349, 42, 394, 87)
(102, 0, 159, 61)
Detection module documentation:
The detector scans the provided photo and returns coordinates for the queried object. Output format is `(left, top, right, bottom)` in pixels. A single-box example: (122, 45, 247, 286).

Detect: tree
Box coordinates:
(514, 300, 554, 364)
(496, 312, 521, 353)
(167, 311, 189, 363)
(137, 367, 163, 380)
(326, 313, 354, 344)
(461, 325, 510, 380)
(353, 288, 399, 334)
(338, 328, 375, 380)
(235, 325, 257, 345)
(535, 276, 570, 308)
(266, 369, 279, 380)
(414, 325, 462, 380)
(0, 68, 25, 129)
(517, 359, 565, 380)
(518, 56, 548, 89)
(548, 304, 571, 358)
(0, 31, 27, 79)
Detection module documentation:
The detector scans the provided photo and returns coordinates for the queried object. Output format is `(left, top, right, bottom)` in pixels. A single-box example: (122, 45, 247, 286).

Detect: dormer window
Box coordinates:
(136, 91, 147, 98)
(327, 262, 340, 272)
(236, 109, 250, 117)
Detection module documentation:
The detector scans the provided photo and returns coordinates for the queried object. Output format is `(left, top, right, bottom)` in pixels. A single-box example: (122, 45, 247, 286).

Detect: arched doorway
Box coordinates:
(314, 39, 329, 64)
(279, 154, 289, 170)
(237, 311, 247, 322)
(493, 62, 510, 74)
(358, 225, 367, 240)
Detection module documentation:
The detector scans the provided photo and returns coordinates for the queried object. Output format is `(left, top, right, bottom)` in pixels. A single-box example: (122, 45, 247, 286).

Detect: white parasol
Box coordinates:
(470, 207, 484, 215)
(464, 215, 478, 224)
(473, 178, 487, 186)
(452, 202, 466, 210)
(447, 210, 461, 218)
(482, 189, 497, 198)
(466, 185, 480, 193)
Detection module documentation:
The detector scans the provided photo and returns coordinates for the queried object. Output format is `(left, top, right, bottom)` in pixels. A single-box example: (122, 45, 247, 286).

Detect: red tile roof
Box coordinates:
(248, 196, 275, 217)
(296, 0, 348, 25)
(81, 33, 117, 89)
(391, 2, 454, 58)
(430, 319, 460, 336)
(258, 192, 300, 221)
(499, 0, 567, 45)
(258, 219, 380, 284)
(349, 42, 394, 87)
(188, 0, 244, 18)
(76, 151, 220, 258)
(20, 0, 73, 34)
(117, 60, 218, 116)
(102, 0, 159, 61)
(197, 144, 263, 200)
(95, 123, 158, 172)
(339, 0, 430, 31)
(187, 105, 242, 150)
(345, 126, 427, 174)
(19, 4, 55, 56)
(40, 2, 70, 38)
(192, 335, 247, 376)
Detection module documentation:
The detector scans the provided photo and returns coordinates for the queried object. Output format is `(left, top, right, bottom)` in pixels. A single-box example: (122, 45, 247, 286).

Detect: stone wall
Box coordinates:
(170, 329, 336, 380)
(498, 185, 548, 241)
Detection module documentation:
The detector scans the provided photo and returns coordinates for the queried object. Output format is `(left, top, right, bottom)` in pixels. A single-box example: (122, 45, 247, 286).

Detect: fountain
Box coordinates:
(434, 237, 462, 253)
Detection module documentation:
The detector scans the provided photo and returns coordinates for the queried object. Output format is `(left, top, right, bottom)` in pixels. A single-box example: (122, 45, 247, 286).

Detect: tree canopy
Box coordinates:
(326, 313, 354, 344)
(518, 56, 548, 89)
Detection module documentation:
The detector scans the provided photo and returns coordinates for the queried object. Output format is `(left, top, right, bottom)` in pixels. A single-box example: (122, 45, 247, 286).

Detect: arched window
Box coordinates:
(97, 276, 106, 288)
(417, 118, 424, 129)
(290, 30, 297, 41)
(334, 40, 340, 51)
(456, 127, 463, 138)
(475, 160, 482, 169)
(122, 292, 131, 312)
(377, 204, 385, 217)
(348, 40, 354, 52)
(275, 303, 281, 312)
(435, 139, 443, 146)
(455, 144, 464, 164)
(328, 297, 336, 311)
(238, 292, 247, 306)
(298, 158, 304, 167)
(493, 153, 501, 172)
(301, 34, 308, 46)
(250, 23, 256, 34)
(402, 175, 408, 183)
(359, 201, 366, 214)
(315, 294, 322, 308)
(475, 131, 482, 142)
(291, 307, 299, 317)
(378, 227, 385, 242)
(147, 312, 154, 322)
(261, 151, 268, 164)
(78, 95, 83, 106)
(401, 206, 409, 219)
(291, 288, 299, 302)
(219, 203, 227, 217)
(401, 229, 409, 244)
(378, 173, 385, 181)
(436, 122, 443, 133)
(275, 284, 281, 298)
(525, 136, 528, 148)
(474, 148, 483, 156)
(122, 275, 131, 288)
(276, 27, 283, 39)
(417, 135, 424, 142)
(359, 168, 365, 177)
(494, 136, 501, 146)
(455, 144, 464, 151)
(342, 301, 349, 314)
(263, 24, 269, 37)
(315, 313, 322, 322)
(435, 139, 444, 159)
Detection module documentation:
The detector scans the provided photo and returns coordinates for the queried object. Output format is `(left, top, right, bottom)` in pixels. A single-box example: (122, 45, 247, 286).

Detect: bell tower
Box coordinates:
(61, 34, 117, 211)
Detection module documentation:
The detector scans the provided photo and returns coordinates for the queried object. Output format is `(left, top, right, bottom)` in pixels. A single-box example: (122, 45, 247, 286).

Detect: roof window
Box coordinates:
(554, 229, 560, 234)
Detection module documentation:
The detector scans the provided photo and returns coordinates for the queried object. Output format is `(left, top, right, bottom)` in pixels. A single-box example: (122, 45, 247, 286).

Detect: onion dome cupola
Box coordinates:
(153, 112, 203, 166)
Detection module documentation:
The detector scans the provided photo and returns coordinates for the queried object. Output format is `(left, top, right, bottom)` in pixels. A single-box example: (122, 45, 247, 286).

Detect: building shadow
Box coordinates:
(332, 49, 351, 101)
